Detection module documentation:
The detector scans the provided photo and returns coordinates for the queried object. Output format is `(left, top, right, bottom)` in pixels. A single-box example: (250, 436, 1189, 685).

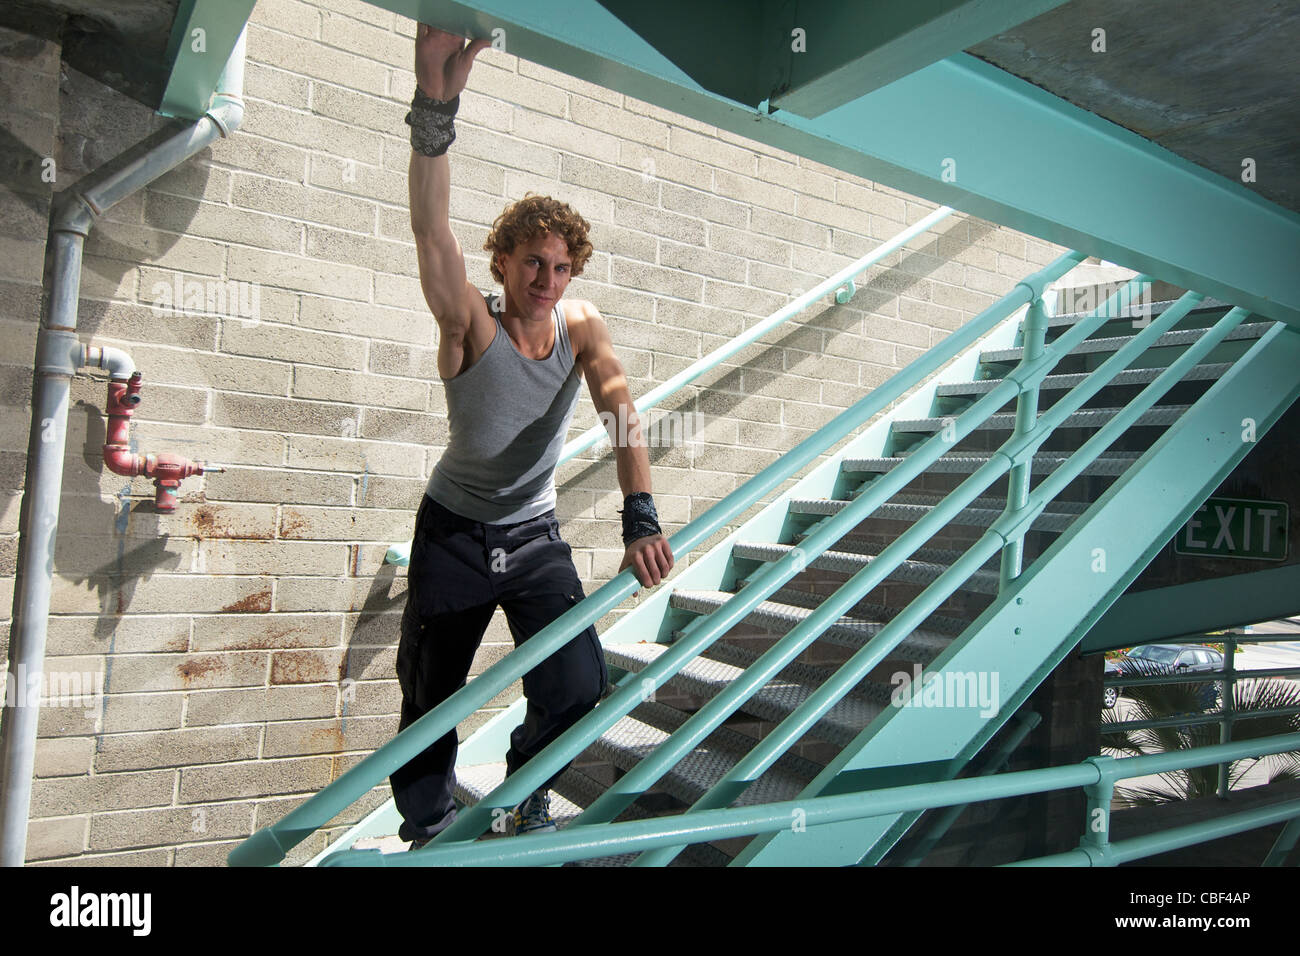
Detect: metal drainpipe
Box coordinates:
(0, 29, 247, 867)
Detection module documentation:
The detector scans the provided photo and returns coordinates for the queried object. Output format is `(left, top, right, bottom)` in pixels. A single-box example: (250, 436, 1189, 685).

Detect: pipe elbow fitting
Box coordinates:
(103, 445, 143, 477)
(207, 98, 246, 138)
(85, 345, 137, 380)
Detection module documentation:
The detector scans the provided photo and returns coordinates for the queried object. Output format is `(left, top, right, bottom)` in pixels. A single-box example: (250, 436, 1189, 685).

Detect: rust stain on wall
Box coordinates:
(271, 650, 335, 685)
(222, 587, 272, 613)
(308, 725, 346, 753)
(177, 655, 223, 684)
(279, 511, 307, 538)
(191, 505, 272, 540)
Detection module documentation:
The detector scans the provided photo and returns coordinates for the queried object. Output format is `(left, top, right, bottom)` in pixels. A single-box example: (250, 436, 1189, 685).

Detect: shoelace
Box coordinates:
(520, 792, 552, 823)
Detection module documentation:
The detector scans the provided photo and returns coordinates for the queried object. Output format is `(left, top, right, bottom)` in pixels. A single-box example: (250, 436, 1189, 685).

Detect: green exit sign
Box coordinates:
(1174, 497, 1289, 561)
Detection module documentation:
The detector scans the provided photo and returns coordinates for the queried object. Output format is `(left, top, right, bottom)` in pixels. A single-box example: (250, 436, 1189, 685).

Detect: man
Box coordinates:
(390, 26, 675, 847)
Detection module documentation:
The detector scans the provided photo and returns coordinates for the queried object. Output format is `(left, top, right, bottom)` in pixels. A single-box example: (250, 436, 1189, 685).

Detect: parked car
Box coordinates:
(1113, 643, 1225, 709)
(1103, 657, 1123, 708)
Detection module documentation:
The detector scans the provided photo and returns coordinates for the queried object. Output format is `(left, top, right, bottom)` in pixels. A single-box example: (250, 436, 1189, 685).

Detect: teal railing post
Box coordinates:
(1079, 754, 1118, 866)
(998, 296, 1050, 589)
(1217, 633, 1238, 798)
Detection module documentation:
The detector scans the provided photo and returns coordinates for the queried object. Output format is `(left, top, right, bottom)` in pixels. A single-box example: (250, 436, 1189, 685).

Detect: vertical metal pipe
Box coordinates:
(0, 231, 87, 867)
(0, 29, 247, 867)
(999, 298, 1049, 588)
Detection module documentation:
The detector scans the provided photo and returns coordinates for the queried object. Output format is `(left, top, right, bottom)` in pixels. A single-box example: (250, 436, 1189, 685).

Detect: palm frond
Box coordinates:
(1107, 664, 1300, 805)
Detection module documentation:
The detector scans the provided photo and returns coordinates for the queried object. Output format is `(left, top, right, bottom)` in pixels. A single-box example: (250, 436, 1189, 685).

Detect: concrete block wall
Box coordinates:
(0, 0, 1068, 864)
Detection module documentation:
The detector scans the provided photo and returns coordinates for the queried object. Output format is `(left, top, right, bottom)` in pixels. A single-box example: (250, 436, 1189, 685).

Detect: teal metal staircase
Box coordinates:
(230, 252, 1300, 867)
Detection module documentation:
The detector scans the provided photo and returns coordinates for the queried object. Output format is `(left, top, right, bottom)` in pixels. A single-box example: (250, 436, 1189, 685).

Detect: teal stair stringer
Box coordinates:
(734, 323, 1300, 867)
(306, 297, 1034, 864)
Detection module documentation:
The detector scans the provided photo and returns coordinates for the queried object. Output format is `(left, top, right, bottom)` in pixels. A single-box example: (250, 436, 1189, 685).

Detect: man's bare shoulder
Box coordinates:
(561, 298, 602, 323)
(561, 298, 608, 353)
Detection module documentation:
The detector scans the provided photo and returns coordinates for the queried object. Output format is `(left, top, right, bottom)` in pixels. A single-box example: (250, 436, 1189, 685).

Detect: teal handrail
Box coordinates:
(383, 205, 954, 566)
(229, 248, 1085, 866)
(630, 291, 1252, 866)
(567, 279, 1154, 838)
(311, 732, 1300, 866)
(416, 257, 1090, 849)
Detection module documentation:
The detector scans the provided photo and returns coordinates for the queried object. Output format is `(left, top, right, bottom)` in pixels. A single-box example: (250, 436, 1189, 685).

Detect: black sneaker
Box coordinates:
(509, 790, 557, 835)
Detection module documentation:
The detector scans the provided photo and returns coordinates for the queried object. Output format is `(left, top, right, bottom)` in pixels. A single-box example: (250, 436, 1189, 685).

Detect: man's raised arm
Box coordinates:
(407, 26, 489, 379)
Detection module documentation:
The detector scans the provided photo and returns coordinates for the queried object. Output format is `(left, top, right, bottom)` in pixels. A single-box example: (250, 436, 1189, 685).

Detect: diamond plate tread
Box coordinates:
(606, 640, 886, 747)
(981, 321, 1270, 363)
(587, 701, 819, 807)
(935, 362, 1232, 397)
(795, 533, 999, 571)
(842, 451, 1143, 476)
(448, 762, 727, 866)
(788, 494, 1084, 534)
(731, 541, 1000, 594)
(671, 588, 955, 660)
(1039, 297, 1229, 330)
(886, 491, 1088, 515)
(744, 584, 975, 639)
(633, 698, 826, 782)
(454, 763, 586, 828)
(552, 768, 730, 867)
(705, 640, 898, 712)
(891, 404, 1188, 434)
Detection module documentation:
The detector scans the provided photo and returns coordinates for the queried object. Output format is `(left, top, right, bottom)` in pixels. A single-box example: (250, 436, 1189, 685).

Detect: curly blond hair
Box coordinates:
(484, 193, 594, 284)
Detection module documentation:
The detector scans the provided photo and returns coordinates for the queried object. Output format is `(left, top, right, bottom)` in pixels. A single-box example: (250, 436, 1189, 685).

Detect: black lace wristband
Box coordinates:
(406, 90, 459, 157)
(620, 492, 662, 546)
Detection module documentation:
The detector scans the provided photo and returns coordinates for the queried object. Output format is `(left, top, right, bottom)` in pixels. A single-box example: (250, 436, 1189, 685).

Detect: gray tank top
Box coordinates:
(425, 292, 583, 523)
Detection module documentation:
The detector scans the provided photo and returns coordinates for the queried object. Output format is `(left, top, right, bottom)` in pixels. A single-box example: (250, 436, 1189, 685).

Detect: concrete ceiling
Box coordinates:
(0, 0, 178, 106)
(968, 0, 1300, 214)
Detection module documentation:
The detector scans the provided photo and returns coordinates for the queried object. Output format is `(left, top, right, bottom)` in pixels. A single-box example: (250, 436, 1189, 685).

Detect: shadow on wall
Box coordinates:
(343, 563, 407, 696)
(12, 63, 218, 639)
(53, 402, 182, 641)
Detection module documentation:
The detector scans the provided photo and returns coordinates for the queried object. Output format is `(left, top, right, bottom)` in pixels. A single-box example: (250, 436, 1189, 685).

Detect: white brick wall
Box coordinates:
(0, 0, 1068, 863)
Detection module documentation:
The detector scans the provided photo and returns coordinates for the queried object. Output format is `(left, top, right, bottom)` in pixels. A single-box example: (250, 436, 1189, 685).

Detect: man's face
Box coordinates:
(497, 232, 573, 322)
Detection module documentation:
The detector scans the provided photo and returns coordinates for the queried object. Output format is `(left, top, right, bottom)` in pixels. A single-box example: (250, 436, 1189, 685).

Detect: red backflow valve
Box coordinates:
(101, 372, 221, 511)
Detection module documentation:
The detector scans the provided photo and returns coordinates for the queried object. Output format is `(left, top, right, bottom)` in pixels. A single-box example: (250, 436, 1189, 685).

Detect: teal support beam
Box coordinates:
(998, 298, 1050, 589)
(159, 0, 258, 119)
(377, 1, 1300, 327)
(1264, 817, 1300, 867)
(1081, 564, 1300, 653)
(769, 0, 1070, 118)
(737, 323, 1300, 866)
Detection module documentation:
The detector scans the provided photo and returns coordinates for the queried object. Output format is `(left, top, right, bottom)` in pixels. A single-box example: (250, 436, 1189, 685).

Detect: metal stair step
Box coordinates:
(891, 404, 1189, 434)
(669, 588, 955, 659)
(841, 451, 1143, 476)
(742, 584, 975, 639)
(454, 763, 586, 828)
(451, 762, 727, 866)
(788, 493, 1086, 533)
(606, 640, 887, 747)
(730, 541, 1001, 594)
(549, 767, 730, 866)
(802, 534, 996, 571)
(1038, 296, 1230, 330)
(588, 700, 819, 807)
(934, 362, 1232, 398)
(981, 321, 1271, 364)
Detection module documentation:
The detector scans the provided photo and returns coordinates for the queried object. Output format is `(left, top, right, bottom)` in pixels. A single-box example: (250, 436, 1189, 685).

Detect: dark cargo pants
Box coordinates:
(390, 495, 608, 843)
